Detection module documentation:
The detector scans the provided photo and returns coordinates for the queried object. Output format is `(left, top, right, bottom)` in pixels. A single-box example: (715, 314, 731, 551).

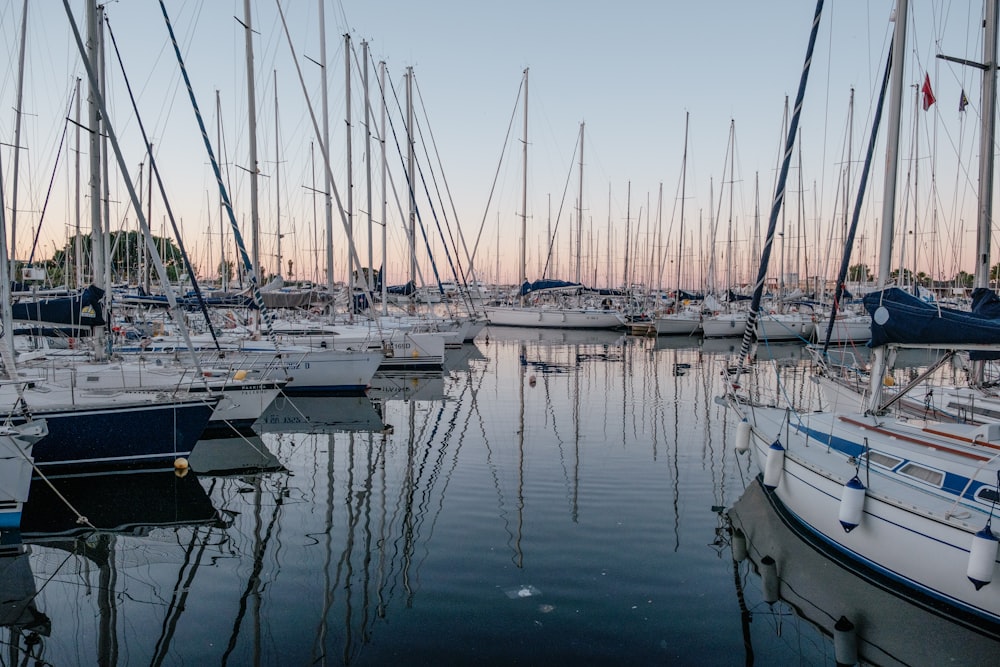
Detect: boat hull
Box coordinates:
(11, 399, 215, 472)
(483, 306, 624, 330)
(738, 405, 1000, 624)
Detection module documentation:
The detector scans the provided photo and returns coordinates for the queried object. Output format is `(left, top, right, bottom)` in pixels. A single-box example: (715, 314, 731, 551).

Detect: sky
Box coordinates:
(0, 1, 992, 290)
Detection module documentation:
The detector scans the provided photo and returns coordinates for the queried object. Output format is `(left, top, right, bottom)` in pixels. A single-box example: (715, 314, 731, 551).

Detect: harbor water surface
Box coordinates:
(6, 329, 997, 665)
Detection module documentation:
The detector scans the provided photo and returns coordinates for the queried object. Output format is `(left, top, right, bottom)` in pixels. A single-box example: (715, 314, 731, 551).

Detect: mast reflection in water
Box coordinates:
(8, 333, 996, 663)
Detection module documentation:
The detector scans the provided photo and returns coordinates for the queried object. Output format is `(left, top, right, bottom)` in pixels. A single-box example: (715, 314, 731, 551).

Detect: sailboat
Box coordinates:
(482, 71, 625, 331)
(653, 112, 702, 336)
(725, 0, 1000, 627)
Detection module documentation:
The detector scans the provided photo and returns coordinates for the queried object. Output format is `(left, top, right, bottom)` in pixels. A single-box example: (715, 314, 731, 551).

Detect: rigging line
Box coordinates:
(154, 0, 279, 346)
(272, 1, 382, 325)
(540, 127, 580, 281)
(468, 76, 524, 275)
(411, 73, 481, 290)
(104, 14, 223, 355)
(410, 111, 465, 310)
(410, 77, 470, 297)
(380, 71, 451, 297)
(26, 85, 76, 267)
(821, 39, 894, 357)
(734, 0, 826, 377)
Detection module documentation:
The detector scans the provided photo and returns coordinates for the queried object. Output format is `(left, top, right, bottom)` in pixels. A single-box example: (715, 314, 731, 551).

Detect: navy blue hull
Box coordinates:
(12, 399, 215, 471)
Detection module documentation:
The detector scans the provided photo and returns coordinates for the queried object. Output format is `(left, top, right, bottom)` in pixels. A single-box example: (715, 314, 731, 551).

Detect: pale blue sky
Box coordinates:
(0, 1, 990, 287)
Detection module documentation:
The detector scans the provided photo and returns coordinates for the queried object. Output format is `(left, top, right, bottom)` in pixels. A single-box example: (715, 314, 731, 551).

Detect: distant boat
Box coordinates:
(481, 74, 624, 332)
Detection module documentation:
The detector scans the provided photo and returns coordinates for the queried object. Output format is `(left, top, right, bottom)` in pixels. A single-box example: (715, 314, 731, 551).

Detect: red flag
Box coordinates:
(921, 73, 936, 111)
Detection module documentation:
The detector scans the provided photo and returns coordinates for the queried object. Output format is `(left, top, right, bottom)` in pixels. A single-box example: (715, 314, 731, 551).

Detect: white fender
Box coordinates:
(968, 525, 999, 590)
(838, 476, 866, 533)
(735, 419, 751, 454)
(763, 441, 785, 490)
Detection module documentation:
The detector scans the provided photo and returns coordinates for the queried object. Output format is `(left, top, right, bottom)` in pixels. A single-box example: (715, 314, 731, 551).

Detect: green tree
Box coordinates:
(847, 263, 871, 282)
(50, 232, 186, 285)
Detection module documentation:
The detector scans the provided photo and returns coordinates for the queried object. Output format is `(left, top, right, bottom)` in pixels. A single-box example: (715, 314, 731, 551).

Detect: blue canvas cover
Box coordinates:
(864, 287, 1000, 350)
(11, 284, 106, 326)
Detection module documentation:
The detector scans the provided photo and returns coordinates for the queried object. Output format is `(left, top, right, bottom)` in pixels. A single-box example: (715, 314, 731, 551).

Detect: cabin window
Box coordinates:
(862, 451, 902, 470)
(975, 487, 1000, 505)
(898, 463, 944, 487)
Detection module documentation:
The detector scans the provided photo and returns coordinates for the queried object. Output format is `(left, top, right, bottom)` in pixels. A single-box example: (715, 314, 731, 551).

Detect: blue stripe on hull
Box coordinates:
(0, 508, 23, 530)
(13, 401, 215, 471)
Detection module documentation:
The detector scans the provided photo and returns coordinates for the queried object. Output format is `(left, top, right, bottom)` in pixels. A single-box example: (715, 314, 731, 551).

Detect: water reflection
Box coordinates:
(727, 481, 1000, 665)
(14, 334, 989, 664)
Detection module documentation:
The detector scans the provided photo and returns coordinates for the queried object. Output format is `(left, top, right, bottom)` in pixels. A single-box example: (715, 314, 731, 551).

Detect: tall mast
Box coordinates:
(380, 60, 388, 315)
(363, 40, 374, 291)
(407, 66, 417, 289)
(975, 0, 998, 288)
(345, 33, 354, 297)
(676, 112, 689, 298)
(9, 0, 28, 280)
(576, 122, 584, 284)
(318, 0, 334, 293)
(74, 77, 83, 288)
(87, 1, 106, 357)
(867, 0, 909, 413)
(519, 68, 528, 302)
(216, 90, 227, 291)
(242, 0, 261, 279)
(274, 69, 282, 276)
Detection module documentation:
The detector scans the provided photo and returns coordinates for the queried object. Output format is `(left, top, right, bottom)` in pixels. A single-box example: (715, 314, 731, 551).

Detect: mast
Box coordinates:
(675, 112, 689, 300)
(9, 0, 28, 281)
(242, 0, 262, 280)
(519, 68, 528, 303)
(975, 0, 998, 288)
(380, 60, 388, 315)
(318, 0, 334, 294)
(74, 77, 83, 288)
(87, 1, 107, 358)
(407, 66, 417, 290)
(345, 33, 354, 298)
(363, 40, 374, 291)
(576, 122, 584, 284)
(216, 90, 227, 291)
(866, 0, 909, 412)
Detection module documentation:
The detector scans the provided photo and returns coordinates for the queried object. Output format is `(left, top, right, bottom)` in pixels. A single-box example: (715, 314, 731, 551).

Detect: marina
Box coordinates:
(5, 1, 1000, 663)
(0, 332, 996, 664)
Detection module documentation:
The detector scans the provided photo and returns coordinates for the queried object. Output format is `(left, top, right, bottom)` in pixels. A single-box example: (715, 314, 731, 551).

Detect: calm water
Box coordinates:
(5, 329, 998, 665)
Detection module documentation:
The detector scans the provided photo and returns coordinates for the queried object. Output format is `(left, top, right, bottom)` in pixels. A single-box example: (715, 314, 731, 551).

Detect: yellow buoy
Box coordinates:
(234, 369, 248, 381)
(883, 375, 895, 386)
(174, 457, 189, 471)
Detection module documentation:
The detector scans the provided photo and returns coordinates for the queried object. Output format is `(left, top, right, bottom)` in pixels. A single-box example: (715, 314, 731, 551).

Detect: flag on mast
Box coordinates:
(921, 73, 936, 110)
(960, 89, 969, 112)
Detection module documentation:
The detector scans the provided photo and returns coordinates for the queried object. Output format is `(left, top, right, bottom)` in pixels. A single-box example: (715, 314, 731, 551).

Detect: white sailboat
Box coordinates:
(482, 71, 625, 331)
(726, 0, 1000, 626)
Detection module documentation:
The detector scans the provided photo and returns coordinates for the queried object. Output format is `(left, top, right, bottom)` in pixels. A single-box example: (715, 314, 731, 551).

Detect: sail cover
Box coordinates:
(864, 287, 1000, 350)
(11, 284, 106, 326)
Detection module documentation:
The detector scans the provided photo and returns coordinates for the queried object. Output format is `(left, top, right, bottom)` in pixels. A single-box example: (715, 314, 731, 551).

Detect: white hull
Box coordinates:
(814, 314, 871, 343)
(729, 481, 1000, 662)
(702, 311, 814, 340)
(17, 360, 283, 426)
(653, 313, 702, 336)
(734, 402, 1000, 623)
(235, 345, 382, 393)
(483, 306, 624, 330)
